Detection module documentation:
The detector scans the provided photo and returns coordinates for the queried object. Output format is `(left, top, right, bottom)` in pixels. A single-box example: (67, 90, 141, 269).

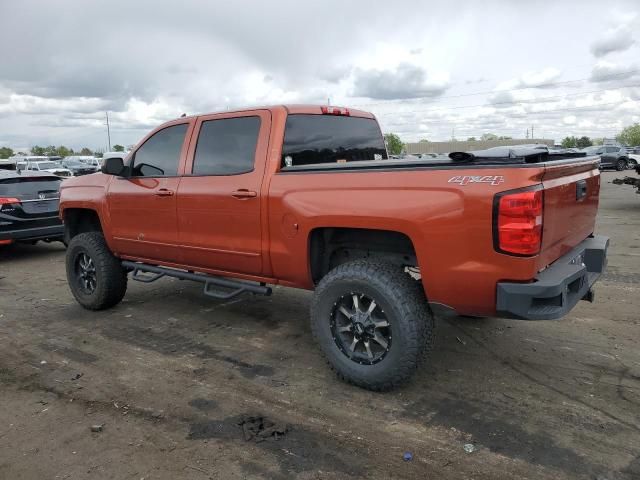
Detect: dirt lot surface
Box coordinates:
(0, 171, 638, 480)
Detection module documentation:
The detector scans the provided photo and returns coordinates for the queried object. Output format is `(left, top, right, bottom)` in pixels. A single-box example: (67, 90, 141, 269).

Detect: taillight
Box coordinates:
(494, 188, 543, 256)
(0, 197, 20, 206)
(321, 106, 350, 116)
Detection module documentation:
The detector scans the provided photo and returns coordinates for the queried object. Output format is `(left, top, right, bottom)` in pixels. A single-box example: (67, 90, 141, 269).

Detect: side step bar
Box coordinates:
(121, 261, 272, 300)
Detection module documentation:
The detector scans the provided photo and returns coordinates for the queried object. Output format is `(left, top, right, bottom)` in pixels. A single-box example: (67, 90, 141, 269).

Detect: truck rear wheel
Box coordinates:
(310, 260, 434, 391)
(66, 232, 127, 310)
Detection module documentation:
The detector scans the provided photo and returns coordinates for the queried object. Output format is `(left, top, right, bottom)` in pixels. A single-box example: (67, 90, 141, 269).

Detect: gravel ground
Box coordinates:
(0, 171, 638, 480)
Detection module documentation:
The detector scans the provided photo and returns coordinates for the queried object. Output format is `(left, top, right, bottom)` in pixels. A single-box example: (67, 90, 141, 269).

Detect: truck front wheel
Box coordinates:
(310, 260, 434, 391)
(66, 232, 128, 310)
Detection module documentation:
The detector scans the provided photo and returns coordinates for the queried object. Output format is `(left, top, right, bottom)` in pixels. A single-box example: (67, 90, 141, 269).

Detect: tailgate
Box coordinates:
(538, 157, 600, 269)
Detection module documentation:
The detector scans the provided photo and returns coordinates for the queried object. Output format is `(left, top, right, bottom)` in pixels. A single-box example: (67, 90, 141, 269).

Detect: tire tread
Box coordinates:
(66, 232, 127, 310)
(310, 260, 434, 391)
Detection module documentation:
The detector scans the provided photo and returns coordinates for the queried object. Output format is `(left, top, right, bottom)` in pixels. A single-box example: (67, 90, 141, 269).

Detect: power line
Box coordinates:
(390, 127, 625, 139)
(379, 100, 631, 129)
(353, 69, 640, 108)
(371, 85, 640, 117)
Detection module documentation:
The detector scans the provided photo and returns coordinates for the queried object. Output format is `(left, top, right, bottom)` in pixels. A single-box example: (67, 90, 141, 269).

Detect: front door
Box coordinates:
(177, 110, 271, 275)
(107, 121, 192, 263)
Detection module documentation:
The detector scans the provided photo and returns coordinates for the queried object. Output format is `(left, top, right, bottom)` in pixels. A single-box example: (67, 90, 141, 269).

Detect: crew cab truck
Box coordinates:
(59, 105, 608, 391)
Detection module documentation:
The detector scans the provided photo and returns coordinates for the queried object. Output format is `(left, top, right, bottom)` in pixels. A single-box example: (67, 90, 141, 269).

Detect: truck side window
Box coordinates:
(131, 123, 188, 177)
(192, 116, 260, 175)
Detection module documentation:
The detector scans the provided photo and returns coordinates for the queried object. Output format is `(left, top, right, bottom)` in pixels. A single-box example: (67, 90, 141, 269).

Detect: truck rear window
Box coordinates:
(0, 176, 62, 196)
(281, 115, 388, 167)
(0, 177, 62, 196)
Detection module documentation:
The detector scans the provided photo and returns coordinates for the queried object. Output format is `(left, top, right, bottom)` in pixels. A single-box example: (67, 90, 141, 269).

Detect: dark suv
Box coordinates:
(61, 159, 99, 176)
(0, 170, 64, 245)
(583, 146, 629, 171)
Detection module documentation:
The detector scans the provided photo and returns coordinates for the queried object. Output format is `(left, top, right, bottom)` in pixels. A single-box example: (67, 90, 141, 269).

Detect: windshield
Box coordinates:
(583, 146, 601, 154)
(34, 161, 58, 169)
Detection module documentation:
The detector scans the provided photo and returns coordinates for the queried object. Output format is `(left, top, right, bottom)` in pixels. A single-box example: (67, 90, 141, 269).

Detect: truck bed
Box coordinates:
(271, 154, 601, 316)
(281, 150, 597, 173)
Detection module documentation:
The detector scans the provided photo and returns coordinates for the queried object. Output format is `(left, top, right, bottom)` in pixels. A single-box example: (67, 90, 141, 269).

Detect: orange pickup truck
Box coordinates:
(59, 105, 608, 390)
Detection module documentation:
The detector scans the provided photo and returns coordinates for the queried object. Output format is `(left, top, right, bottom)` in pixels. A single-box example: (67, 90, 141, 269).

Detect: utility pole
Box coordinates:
(327, 97, 331, 105)
(526, 128, 529, 139)
(105, 112, 112, 151)
(531, 124, 534, 139)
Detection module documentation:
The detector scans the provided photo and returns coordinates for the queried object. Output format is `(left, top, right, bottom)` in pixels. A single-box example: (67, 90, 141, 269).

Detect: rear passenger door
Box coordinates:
(601, 146, 618, 167)
(177, 110, 271, 275)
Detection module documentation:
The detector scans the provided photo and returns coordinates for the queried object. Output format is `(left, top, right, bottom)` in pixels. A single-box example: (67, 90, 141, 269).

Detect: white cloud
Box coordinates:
(1, 0, 640, 147)
(0, 94, 109, 116)
(590, 26, 636, 57)
(520, 68, 562, 87)
(352, 63, 450, 100)
(590, 61, 639, 82)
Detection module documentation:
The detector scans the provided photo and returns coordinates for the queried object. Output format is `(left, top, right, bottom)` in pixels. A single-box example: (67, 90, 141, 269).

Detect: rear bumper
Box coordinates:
(496, 235, 609, 320)
(0, 224, 64, 242)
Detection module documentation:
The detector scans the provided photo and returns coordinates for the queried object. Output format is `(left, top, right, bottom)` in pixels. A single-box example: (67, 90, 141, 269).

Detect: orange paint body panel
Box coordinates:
(59, 105, 602, 318)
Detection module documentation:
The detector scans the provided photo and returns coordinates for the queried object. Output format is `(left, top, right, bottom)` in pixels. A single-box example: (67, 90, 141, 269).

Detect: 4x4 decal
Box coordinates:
(448, 175, 505, 186)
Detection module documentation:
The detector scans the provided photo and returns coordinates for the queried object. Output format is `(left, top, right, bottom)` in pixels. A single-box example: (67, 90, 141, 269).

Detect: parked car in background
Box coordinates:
(61, 159, 99, 176)
(66, 156, 102, 169)
(80, 157, 102, 169)
(582, 146, 629, 171)
(16, 159, 73, 178)
(0, 170, 64, 245)
(0, 156, 19, 170)
(623, 147, 640, 167)
(102, 151, 128, 161)
(2, 155, 52, 171)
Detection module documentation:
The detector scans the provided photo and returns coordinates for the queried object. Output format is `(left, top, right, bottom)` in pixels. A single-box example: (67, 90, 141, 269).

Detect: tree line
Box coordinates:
(0, 144, 127, 159)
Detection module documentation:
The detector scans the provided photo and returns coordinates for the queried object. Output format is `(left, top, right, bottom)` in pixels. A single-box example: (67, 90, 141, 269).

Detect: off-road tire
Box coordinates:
(615, 158, 627, 171)
(66, 232, 127, 310)
(310, 260, 434, 391)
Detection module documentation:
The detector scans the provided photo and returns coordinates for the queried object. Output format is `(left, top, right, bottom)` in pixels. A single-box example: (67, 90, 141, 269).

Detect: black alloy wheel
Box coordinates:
(74, 252, 97, 294)
(330, 292, 392, 365)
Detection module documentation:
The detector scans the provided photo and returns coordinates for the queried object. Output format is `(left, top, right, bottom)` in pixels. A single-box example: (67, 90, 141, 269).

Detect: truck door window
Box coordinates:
(281, 115, 388, 167)
(130, 123, 188, 177)
(192, 116, 260, 175)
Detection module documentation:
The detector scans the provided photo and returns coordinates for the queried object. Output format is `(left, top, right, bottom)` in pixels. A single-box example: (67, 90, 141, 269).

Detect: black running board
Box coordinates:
(121, 261, 272, 300)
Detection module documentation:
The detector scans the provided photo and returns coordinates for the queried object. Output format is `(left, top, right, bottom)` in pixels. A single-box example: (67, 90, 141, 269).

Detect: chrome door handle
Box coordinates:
(155, 189, 175, 197)
(231, 189, 257, 199)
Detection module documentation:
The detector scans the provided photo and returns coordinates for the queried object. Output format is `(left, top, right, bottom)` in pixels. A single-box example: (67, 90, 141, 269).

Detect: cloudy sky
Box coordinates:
(1, 0, 639, 152)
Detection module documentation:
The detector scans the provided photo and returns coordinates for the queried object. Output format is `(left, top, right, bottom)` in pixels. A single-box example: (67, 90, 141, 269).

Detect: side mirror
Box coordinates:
(102, 157, 125, 176)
